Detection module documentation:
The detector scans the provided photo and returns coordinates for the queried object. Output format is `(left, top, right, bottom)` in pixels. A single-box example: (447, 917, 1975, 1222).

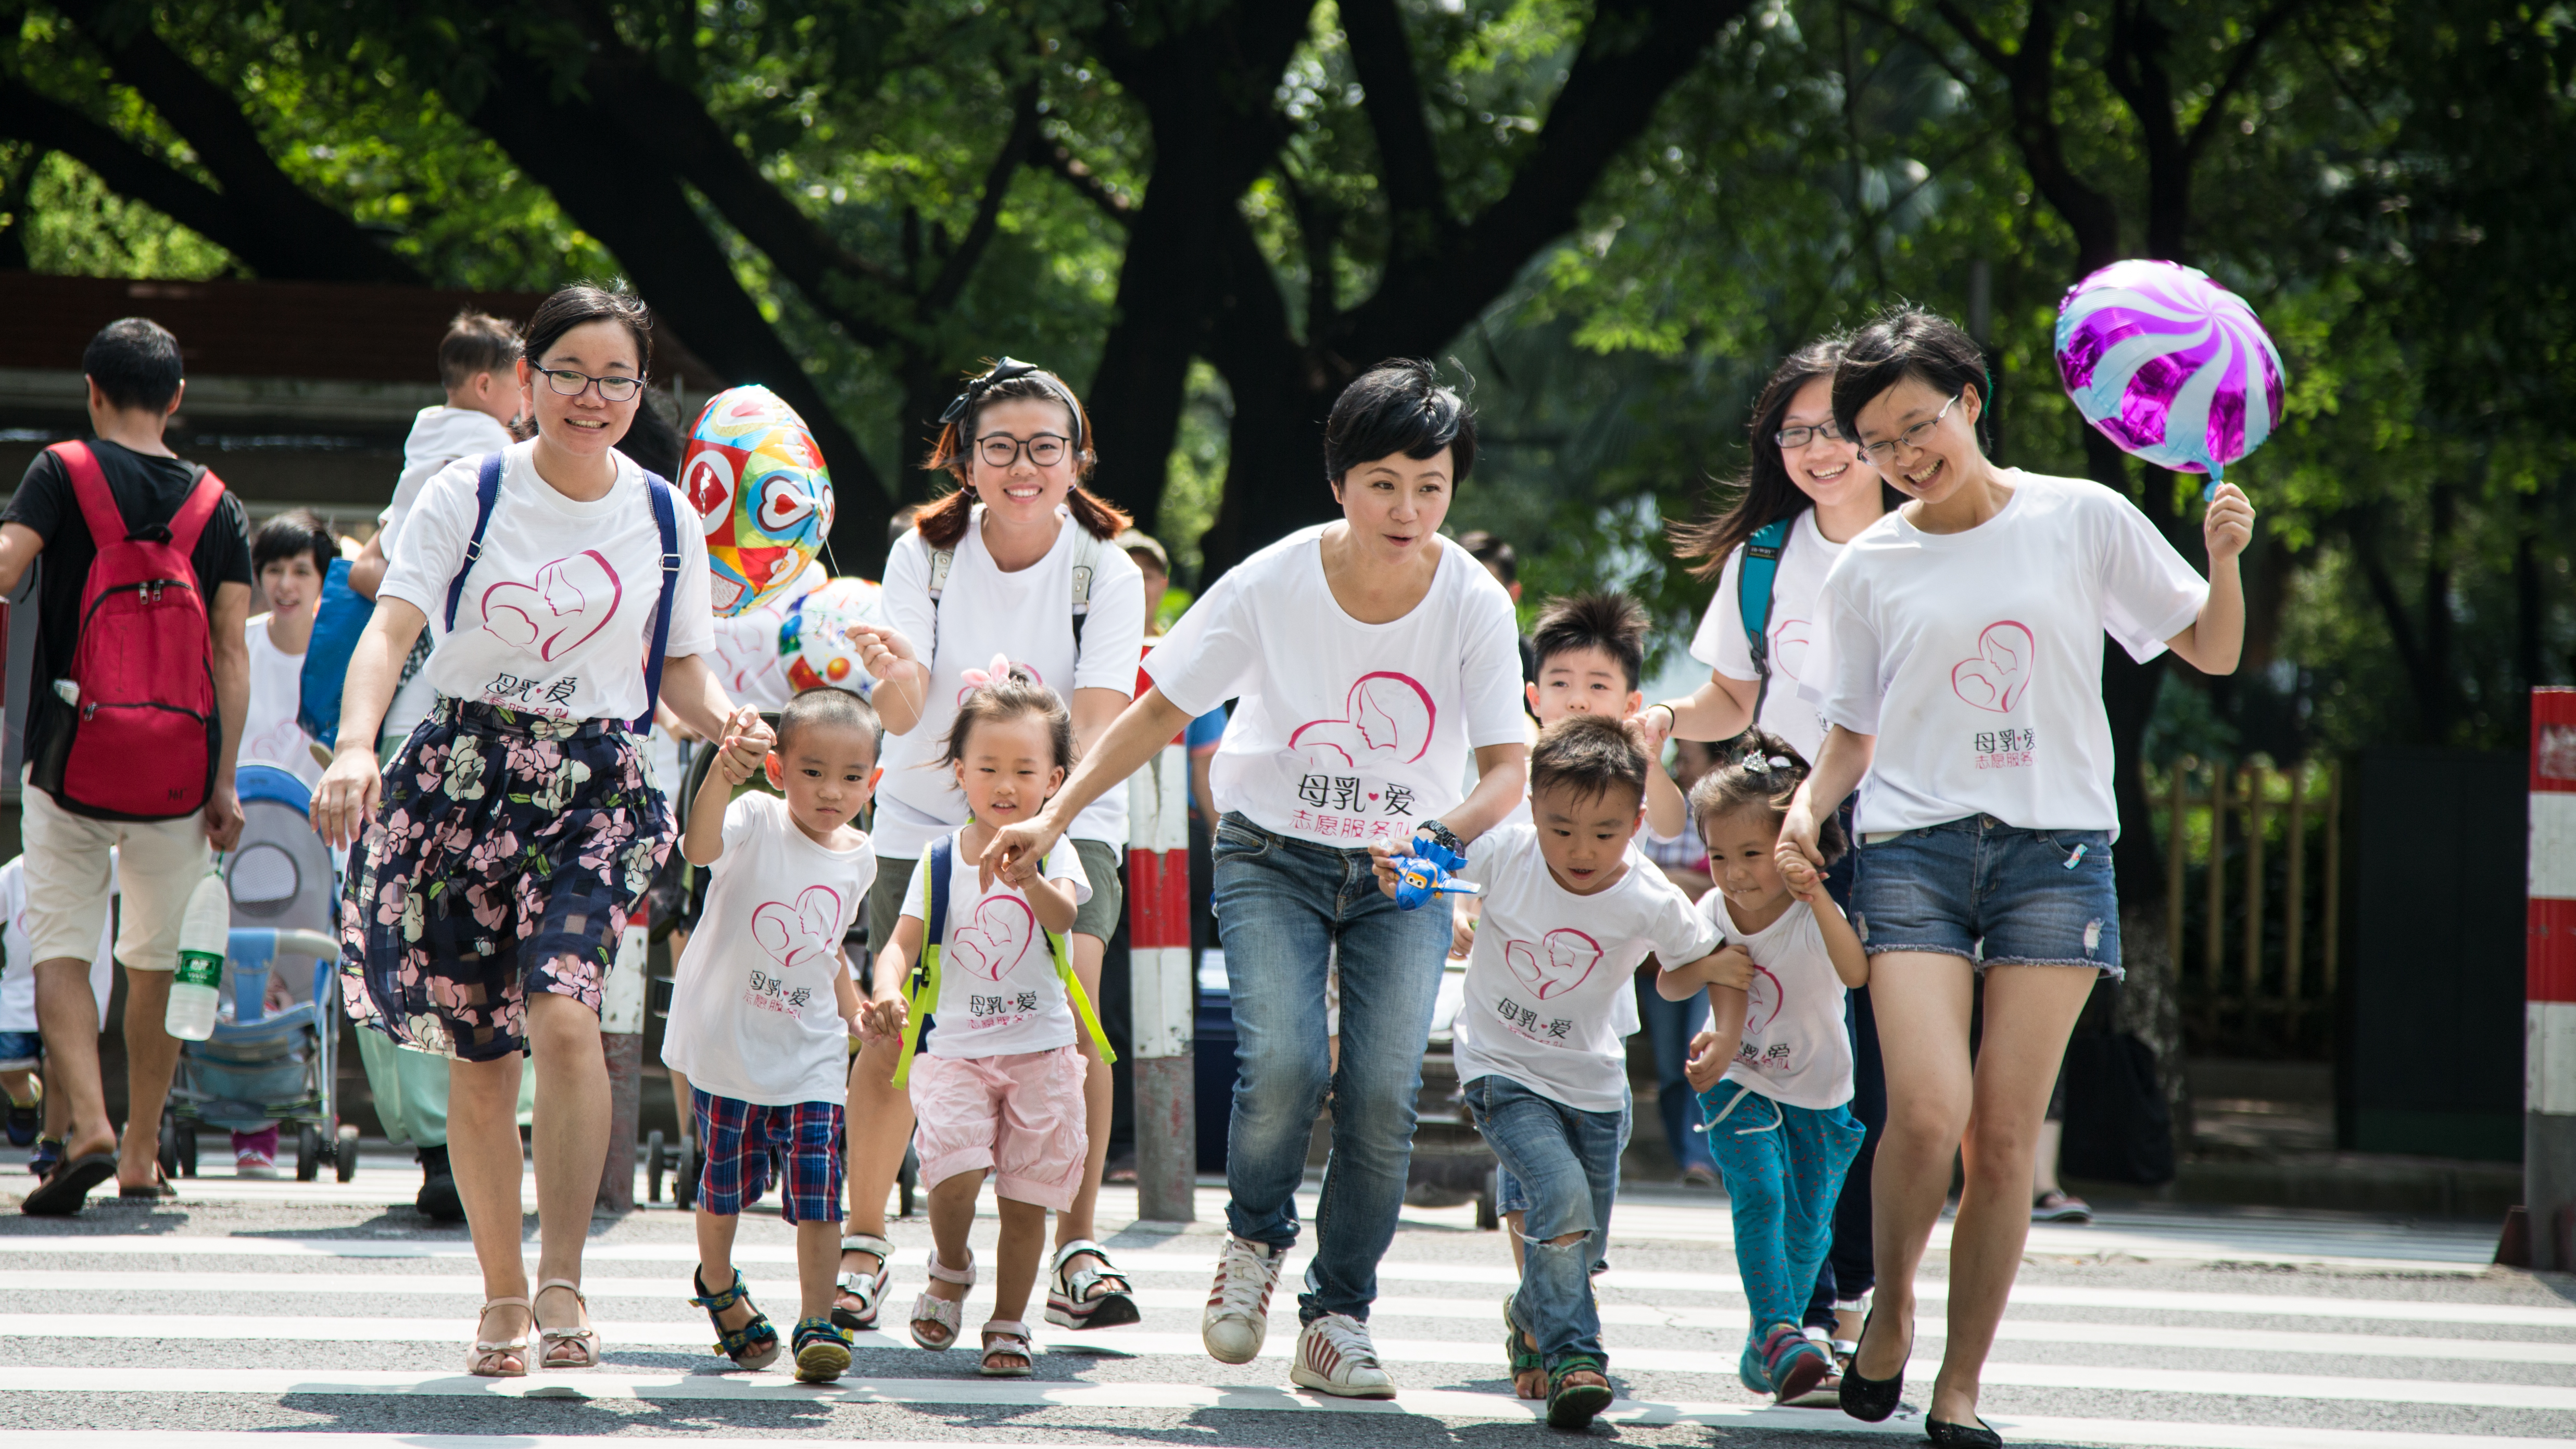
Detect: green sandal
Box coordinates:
(1504, 1299, 1544, 1399)
(1546, 1353, 1615, 1430)
(792, 1316, 853, 1383)
(690, 1267, 781, 1370)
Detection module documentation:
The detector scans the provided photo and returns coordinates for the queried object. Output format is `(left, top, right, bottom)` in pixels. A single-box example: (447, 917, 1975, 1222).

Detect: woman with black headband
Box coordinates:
(836, 359, 1148, 1343)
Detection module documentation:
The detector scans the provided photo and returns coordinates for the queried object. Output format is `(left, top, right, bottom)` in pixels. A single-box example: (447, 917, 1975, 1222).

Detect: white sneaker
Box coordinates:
(1201, 1234, 1282, 1365)
(1289, 1313, 1396, 1399)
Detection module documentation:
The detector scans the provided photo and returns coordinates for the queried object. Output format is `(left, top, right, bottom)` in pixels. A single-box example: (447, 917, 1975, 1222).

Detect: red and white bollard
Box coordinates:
(1127, 734, 1196, 1222)
(2526, 688, 2576, 1268)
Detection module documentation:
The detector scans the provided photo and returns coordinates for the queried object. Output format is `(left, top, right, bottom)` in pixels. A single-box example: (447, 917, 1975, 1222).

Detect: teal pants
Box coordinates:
(1699, 1081, 1864, 1388)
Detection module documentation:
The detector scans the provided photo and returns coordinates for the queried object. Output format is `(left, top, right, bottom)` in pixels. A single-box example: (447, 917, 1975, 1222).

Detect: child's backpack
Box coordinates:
(889, 831, 1116, 1087)
(296, 557, 372, 752)
(35, 441, 225, 821)
(1737, 516, 1791, 719)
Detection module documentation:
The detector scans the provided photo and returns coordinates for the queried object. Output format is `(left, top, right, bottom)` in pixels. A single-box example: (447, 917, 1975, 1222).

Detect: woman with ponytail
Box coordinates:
(840, 360, 1148, 1336)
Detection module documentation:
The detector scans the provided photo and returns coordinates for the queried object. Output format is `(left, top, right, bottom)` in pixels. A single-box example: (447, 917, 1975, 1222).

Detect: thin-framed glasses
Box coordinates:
(1774, 421, 1849, 449)
(1860, 393, 1960, 463)
(536, 367, 645, 403)
(978, 432, 1070, 469)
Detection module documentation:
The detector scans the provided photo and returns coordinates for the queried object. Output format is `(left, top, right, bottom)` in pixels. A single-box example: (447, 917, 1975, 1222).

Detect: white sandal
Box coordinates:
(833, 1233, 895, 1332)
(980, 1318, 1036, 1377)
(534, 1278, 601, 1369)
(465, 1295, 529, 1378)
(1045, 1238, 1140, 1329)
(908, 1250, 974, 1351)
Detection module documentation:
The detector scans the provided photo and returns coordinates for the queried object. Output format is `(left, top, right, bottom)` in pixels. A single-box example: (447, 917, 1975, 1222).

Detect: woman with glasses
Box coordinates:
(1779, 308, 2251, 1447)
(313, 284, 738, 1375)
(837, 360, 1148, 1339)
(1631, 335, 1905, 1394)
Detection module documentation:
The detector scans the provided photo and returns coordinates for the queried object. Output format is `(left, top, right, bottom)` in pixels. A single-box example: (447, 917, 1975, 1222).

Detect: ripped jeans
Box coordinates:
(1461, 1073, 1628, 1369)
(1698, 1079, 1865, 1371)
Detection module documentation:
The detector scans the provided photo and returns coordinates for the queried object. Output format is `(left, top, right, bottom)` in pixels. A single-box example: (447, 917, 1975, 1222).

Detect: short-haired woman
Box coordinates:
(837, 359, 1147, 1337)
(1782, 308, 2252, 1446)
(979, 359, 1530, 1399)
(313, 284, 742, 1377)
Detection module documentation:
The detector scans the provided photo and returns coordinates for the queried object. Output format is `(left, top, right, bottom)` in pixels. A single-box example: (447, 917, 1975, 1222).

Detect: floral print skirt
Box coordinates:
(339, 699, 672, 1062)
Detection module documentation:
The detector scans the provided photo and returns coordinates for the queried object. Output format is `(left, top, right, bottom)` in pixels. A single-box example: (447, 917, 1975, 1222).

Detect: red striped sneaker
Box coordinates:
(1290, 1313, 1396, 1399)
(1201, 1234, 1282, 1365)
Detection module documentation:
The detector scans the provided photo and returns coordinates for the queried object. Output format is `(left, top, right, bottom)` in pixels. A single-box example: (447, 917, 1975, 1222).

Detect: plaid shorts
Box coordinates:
(691, 1089, 845, 1224)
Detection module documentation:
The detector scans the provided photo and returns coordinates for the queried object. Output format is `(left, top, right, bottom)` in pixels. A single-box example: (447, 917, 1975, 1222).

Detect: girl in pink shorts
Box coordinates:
(865, 674, 1114, 1377)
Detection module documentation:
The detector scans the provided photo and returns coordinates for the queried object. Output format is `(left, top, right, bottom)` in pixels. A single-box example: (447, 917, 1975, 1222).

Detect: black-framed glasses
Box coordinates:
(1860, 393, 1960, 463)
(977, 432, 1071, 469)
(1774, 421, 1849, 449)
(536, 367, 645, 404)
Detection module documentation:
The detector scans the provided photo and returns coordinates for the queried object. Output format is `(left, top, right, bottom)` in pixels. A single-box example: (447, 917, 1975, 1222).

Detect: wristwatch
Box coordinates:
(1416, 818, 1466, 856)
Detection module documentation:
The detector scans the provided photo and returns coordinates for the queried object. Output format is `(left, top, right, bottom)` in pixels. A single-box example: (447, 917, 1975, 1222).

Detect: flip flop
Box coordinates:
(119, 1170, 178, 1201)
(22, 1152, 117, 1216)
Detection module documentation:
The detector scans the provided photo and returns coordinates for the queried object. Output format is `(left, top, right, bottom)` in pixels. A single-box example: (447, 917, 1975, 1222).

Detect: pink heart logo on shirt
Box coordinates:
(950, 895, 1036, 981)
(750, 885, 843, 973)
(481, 551, 623, 662)
(1290, 672, 1437, 768)
(1501, 928, 1603, 1001)
(1768, 618, 1812, 682)
(1743, 962, 1784, 1036)
(1950, 621, 2035, 714)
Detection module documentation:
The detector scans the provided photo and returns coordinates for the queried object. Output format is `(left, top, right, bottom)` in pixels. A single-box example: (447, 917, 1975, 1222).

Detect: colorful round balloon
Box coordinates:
(2054, 259, 2285, 494)
(780, 576, 885, 696)
(680, 385, 836, 616)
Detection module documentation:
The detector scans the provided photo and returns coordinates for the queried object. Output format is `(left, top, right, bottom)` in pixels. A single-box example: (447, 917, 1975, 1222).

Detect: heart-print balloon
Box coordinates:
(480, 551, 622, 662)
(685, 384, 835, 618)
(1501, 928, 1603, 1001)
(750, 884, 843, 973)
(1289, 671, 1437, 770)
(1950, 620, 2035, 714)
(950, 894, 1036, 982)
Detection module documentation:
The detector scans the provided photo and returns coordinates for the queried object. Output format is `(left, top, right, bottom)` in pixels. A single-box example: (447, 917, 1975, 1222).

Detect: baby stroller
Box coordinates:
(162, 763, 356, 1182)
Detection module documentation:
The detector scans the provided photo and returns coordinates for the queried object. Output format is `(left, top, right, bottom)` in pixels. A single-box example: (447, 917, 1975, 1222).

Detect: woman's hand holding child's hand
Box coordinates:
(1776, 845, 1825, 903)
(712, 706, 771, 786)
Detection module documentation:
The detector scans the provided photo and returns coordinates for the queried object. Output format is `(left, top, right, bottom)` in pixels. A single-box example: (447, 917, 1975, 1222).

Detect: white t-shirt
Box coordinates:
(1448, 825, 1718, 1112)
(379, 409, 519, 749)
(377, 440, 716, 725)
(1704, 892, 1853, 1111)
(0, 855, 112, 1035)
(240, 614, 322, 788)
(1809, 471, 2206, 836)
(900, 831, 1092, 1059)
(1148, 528, 1524, 848)
(872, 510, 1145, 859)
(1688, 508, 1847, 760)
(659, 793, 875, 1106)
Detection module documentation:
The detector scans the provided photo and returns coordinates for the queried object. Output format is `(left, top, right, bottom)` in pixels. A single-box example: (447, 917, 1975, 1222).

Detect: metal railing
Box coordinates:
(2156, 759, 2342, 1059)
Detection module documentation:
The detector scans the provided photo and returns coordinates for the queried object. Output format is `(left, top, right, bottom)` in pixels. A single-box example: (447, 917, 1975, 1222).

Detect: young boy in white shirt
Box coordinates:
(239, 509, 333, 787)
(1371, 714, 1739, 1430)
(661, 689, 878, 1384)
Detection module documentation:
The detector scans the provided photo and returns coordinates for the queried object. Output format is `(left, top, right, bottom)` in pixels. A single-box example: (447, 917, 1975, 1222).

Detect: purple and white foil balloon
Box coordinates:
(2055, 258, 2285, 497)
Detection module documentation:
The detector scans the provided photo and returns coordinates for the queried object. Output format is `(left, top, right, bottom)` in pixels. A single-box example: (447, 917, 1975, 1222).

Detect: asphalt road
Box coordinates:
(0, 1148, 2568, 1449)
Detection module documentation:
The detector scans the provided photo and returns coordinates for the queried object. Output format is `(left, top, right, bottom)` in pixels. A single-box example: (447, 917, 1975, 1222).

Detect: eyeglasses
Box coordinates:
(536, 367, 645, 404)
(977, 433, 1071, 469)
(1774, 421, 1849, 449)
(1860, 393, 1960, 463)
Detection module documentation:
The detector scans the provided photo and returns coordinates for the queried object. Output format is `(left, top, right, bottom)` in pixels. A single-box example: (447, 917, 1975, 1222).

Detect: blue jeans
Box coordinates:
(1699, 1080, 1864, 1388)
(1463, 1074, 1627, 1368)
(1212, 812, 1452, 1324)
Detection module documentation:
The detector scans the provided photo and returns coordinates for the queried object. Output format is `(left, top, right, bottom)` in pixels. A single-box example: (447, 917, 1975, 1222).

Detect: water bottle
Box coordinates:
(164, 867, 230, 1041)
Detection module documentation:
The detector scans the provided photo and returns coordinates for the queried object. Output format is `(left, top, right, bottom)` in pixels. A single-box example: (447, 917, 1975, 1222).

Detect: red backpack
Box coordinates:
(39, 440, 225, 820)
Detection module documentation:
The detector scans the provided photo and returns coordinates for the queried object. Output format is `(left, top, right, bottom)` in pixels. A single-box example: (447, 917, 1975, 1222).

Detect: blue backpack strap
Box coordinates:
(892, 834, 953, 1087)
(442, 453, 506, 633)
(634, 472, 682, 732)
(1738, 517, 1791, 718)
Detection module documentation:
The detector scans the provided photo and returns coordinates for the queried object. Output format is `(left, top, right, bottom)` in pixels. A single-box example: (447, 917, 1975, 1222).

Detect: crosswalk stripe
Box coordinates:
(3, 1287, 2566, 1367)
(0, 1334, 2562, 1408)
(0, 1431, 2569, 1449)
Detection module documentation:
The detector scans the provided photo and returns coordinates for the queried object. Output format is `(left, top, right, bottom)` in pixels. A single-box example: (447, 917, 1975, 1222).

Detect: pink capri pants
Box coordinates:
(907, 1044, 1089, 1211)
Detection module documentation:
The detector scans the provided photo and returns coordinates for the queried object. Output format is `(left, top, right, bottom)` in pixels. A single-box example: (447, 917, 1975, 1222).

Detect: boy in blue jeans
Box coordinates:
(1371, 715, 1736, 1429)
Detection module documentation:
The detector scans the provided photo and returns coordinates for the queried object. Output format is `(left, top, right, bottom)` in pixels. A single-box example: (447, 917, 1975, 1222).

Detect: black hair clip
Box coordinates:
(941, 357, 1086, 450)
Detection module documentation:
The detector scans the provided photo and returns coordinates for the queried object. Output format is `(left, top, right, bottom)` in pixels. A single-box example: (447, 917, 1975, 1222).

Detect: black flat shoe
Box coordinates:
(1838, 1307, 1907, 1422)
(1926, 1417, 2002, 1448)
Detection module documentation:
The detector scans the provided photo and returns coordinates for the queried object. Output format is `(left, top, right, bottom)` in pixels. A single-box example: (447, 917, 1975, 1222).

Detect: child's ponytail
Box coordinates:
(1687, 728, 1847, 863)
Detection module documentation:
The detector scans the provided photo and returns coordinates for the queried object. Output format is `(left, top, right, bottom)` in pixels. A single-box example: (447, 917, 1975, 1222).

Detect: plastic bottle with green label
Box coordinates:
(165, 866, 230, 1041)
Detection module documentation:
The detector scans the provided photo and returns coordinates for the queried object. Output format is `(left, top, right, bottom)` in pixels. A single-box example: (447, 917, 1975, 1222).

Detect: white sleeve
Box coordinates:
(1647, 879, 1724, 964)
(2093, 489, 2209, 663)
(718, 791, 765, 852)
(1042, 839, 1093, 905)
(895, 854, 932, 922)
(661, 499, 717, 661)
(1070, 545, 1145, 698)
(1814, 571, 1884, 737)
(1142, 570, 1258, 717)
(1458, 576, 1528, 750)
(1688, 545, 1759, 682)
(879, 532, 938, 675)
(374, 456, 481, 625)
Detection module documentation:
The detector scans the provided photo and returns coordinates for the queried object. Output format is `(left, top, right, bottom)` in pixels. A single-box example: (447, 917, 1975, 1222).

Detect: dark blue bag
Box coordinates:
(296, 557, 372, 751)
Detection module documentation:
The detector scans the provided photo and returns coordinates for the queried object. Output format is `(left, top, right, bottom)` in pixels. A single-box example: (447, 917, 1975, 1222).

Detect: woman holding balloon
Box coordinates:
(1779, 306, 2252, 1446)
(838, 359, 1148, 1335)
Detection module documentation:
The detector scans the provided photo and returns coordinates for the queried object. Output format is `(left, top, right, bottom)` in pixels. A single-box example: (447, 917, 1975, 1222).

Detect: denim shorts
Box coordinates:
(0, 1030, 40, 1070)
(1849, 815, 2120, 975)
